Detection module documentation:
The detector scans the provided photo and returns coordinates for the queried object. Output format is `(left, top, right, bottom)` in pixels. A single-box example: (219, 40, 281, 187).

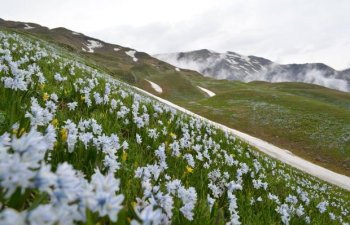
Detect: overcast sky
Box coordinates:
(1, 0, 350, 70)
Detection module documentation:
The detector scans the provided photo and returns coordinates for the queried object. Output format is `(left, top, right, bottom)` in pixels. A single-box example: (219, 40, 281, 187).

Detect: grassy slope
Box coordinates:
(1, 27, 350, 225)
(180, 80, 350, 176)
(2, 23, 350, 176)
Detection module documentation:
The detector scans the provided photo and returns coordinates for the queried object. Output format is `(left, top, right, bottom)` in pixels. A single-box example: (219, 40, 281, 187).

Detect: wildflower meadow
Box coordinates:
(0, 30, 349, 225)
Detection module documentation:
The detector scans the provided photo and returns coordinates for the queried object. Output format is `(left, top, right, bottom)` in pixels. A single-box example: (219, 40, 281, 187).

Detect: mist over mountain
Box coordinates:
(154, 49, 350, 92)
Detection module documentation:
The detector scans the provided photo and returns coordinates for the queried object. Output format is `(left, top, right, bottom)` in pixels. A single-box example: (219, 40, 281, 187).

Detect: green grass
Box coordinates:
(177, 81, 350, 175)
(2, 24, 350, 175)
(0, 29, 349, 224)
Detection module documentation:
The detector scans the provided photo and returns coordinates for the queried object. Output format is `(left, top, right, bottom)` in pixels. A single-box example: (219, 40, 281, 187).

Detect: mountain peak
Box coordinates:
(190, 49, 214, 54)
(154, 49, 350, 92)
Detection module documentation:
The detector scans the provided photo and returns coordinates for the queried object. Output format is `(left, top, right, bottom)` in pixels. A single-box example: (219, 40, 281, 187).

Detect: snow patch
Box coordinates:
(24, 24, 34, 30)
(113, 47, 120, 52)
(175, 67, 180, 72)
(145, 79, 162, 93)
(72, 32, 81, 35)
(125, 50, 138, 62)
(197, 86, 216, 97)
(84, 40, 103, 53)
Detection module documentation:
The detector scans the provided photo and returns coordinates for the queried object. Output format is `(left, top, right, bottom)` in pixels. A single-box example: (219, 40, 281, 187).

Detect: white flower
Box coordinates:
(67, 102, 78, 111)
(131, 204, 163, 225)
(1, 61, 30, 91)
(148, 128, 158, 139)
(91, 119, 102, 135)
(122, 140, 129, 150)
(87, 169, 124, 222)
(285, 195, 298, 205)
(37, 72, 46, 84)
(134, 116, 142, 127)
(50, 93, 58, 102)
(11, 123, 19, 130)
(268, 193, 280, 204)
(329, 212, 336, 220)
(45, 124, 57, 150)
(28, 204, 57, 225)
(84, 93, 92, 107)
(91, 169, 120, 193)
(207, 195, 215, 212)
(250, 197, 255, 205)
(305, 216, 310, 224)
(316, 201, 328, 214)
(0, 208, 26, 225)
(25, 97, 54, 126)
(226, 181, 242, 192)
(276, 204, 292, 225)
(296, 205, 305, 217)
(54, 73, 67, 82)
(136, 134, 142, 144)
(183, 153, 195, 168)
(33, 163, 56, 192)
(79, 132, 93, 148)
(252, 179, 268, 190)
(0, 126, 54, 197)
(88, 191, 124, 222)
(64, 120, 78, 152)
(155, 144, 167, 168)
(227, 192, 241, 225)
(169, 141, 180, 157)
(103, 153, 121, 173)
(11, 127, 50, 158)
(93, 92, 103, 105)
(155, 192, 174, 219)
(110, 99, 118, 110)
(117, 106, 130, 118)
(51, 163, 82, 203)
(166, 179, 182, 195)
(297, 189, 310, 205)
(177, 186, 197, 221)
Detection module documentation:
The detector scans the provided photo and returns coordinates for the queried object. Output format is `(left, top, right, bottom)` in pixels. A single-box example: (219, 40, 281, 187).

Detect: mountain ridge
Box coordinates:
(154, 49, 350, 92)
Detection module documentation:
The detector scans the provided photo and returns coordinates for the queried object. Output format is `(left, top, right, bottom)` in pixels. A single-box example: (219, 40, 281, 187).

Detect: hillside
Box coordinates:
(0, 18, 207, 101)
(1, 18, 349, 177)
(1, 24, 350, 225)
(154, 49, 350, 92)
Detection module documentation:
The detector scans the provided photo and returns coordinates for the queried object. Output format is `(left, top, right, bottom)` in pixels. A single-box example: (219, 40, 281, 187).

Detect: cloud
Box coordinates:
(2, 0, 350, 70)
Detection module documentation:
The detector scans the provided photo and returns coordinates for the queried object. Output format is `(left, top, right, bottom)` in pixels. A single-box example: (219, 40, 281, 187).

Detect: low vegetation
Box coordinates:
(0, 30, 349, 225)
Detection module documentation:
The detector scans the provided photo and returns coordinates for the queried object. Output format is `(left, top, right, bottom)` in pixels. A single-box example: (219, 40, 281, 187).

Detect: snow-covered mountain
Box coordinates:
(154, 49, 350, 92)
